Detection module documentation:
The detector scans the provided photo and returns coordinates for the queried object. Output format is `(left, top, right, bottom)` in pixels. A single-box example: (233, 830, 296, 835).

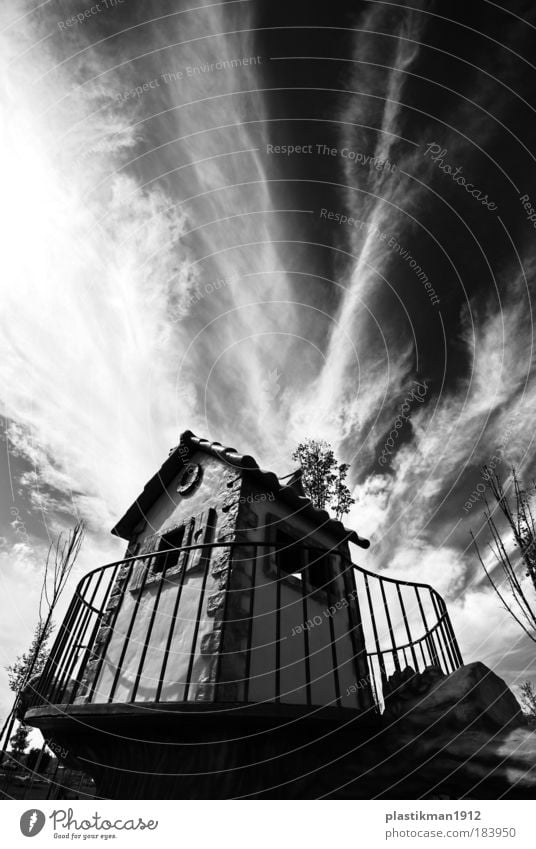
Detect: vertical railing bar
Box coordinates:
(130, 550, 170, 702)
(275, 545, 281, 703)
(183, 535, 214, 702)
(438, 595, 463, 667)
(177, 522, 193, 572)
(155, 542, 192, 703)
(421, 639, 429, 666)
(419, 641, 426, 666)
(419, 635, 427, 666)
(50, 575, 96, 704)
(414, 585, 429, 630)
(430, 594, 449, 665)
(368, 655, 380, 707)
(425, 591, 442, 667)
(107, 561, 146, 703)
(68, 569, 107, 704)
(453, 610, 463, 665)
(379, 579, 400, 673)
(346, 566, 363, 709)
(440, 611, 458, 671)
(437, 625, 449, 671)
(38, 591, 81, 705)
(59, 595, 94, 693)
(39, 588, 80, 697)
(430, 627, 446, 671)
(414, 586, 440, 668)
(347, 568, 372, 712)
(428, 633, 437, 667)
(425, 634, 435, 667)
(86, 562, 124, 703)
(243, 546, 257, 704)
(50, 613, 87, 704)
(363, 572, 387, 700)
(452, 618, 463, 666)
(326, 557, 342, 708)
(22, 741, 47, 799)
(49, 575, 92, 700)
(46, 758, 62, 800)
(302, 551, 312, 707)
(158, 547, 172, 575)
(395, 584, 419, 670)
(430, 595, 451, 672)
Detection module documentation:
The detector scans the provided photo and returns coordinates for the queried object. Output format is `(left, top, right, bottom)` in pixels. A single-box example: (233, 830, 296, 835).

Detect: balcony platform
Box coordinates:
(24, 699, 384, 799)
(20, 540, 462, 798)
(25, 698, 381, 735)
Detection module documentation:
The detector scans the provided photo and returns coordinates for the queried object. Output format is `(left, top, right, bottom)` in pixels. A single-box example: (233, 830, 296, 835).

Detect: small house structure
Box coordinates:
(22, 430, 462, 797)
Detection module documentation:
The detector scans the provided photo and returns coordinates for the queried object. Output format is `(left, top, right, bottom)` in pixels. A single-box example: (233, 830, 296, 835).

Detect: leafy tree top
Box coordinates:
(292, 439, 355, 521)
(9, 722, 30, 756)
(6, 620, 53, 696)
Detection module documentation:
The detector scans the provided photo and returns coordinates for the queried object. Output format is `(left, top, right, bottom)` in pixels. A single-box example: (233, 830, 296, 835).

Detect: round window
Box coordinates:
(176, 462, 202, 495)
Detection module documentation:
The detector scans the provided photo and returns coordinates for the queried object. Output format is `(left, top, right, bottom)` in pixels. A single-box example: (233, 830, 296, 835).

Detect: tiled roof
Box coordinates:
(112, 429, 370, 549)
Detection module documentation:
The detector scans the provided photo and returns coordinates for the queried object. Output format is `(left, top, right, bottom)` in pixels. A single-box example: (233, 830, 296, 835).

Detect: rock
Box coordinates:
(384, 665, 445, 705)
(389, 723, 536, 799)
(372, 662, 534, 798)
(383, 661, 524, 733)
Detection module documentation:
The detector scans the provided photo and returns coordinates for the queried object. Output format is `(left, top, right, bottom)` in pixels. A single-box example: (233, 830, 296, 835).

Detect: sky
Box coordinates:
(1, 0, 536, 726)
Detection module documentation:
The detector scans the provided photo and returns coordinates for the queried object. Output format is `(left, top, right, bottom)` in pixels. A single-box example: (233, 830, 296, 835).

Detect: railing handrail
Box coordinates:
(25, 537, 461, 716)
(365, 614, 449, 658)
(67, 542, 448, 655)
(73, 538, 447, 604)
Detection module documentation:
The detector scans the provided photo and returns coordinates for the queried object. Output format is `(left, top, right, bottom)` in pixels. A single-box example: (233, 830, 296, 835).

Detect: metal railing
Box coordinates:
(23, 541, 462, 716)
(353, 566, 462, 707)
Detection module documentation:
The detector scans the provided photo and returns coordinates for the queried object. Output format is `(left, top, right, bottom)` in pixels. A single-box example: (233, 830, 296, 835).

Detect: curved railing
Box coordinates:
(22, 541, 462, 716)
(352, 564, 462, 707)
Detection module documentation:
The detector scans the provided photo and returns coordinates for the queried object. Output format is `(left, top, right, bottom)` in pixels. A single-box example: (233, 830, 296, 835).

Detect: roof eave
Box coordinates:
(111, 430, 370, 549)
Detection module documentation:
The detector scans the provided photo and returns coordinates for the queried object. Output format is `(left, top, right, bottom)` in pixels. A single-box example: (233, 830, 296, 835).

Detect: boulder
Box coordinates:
(367, 662, 536, 798)
(383, 662, 524, 733)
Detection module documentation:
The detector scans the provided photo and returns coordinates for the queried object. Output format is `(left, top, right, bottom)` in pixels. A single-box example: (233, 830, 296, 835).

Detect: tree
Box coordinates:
(26, 746, 51, 773)
(518, 681, 536, 719)
(292, 439, 355, 521)
(0, 521, 85, 760)
(9, 722, 30, 757)
(472, 468, 536, 644)
(6, 620, 53, 697)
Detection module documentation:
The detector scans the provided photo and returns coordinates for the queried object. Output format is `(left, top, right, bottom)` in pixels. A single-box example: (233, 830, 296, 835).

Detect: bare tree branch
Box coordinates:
(473, 469, 536, 645)
(472, 531, 536, 644)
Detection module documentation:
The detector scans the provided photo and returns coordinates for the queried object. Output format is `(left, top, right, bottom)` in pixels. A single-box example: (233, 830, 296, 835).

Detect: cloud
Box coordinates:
(345, 264, 536, 679)
(0, 10, 198, 528)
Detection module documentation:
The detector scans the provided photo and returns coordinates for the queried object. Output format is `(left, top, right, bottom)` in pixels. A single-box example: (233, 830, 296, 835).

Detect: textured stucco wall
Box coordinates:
(223, 475, 371, 709)
(76, 452, 241, 704)
(134, 452, 230, 544)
